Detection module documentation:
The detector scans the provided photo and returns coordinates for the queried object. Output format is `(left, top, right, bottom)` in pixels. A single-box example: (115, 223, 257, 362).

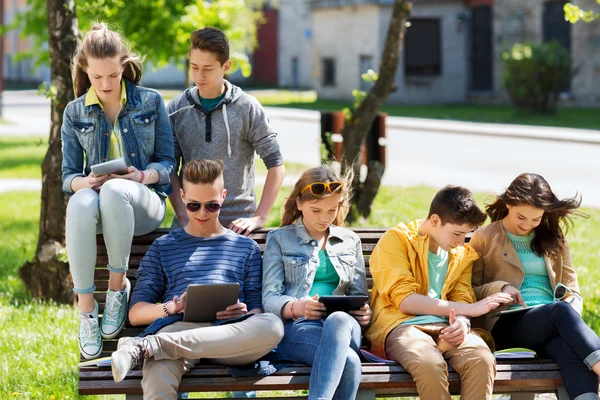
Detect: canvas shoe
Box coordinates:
(79, 300, 103, 360)
(111, 338, 148, 383)
(101, 278, 131, 339)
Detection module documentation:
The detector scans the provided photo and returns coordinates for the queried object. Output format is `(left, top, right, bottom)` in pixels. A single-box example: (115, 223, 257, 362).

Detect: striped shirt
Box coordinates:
(130, 228, 263, 311)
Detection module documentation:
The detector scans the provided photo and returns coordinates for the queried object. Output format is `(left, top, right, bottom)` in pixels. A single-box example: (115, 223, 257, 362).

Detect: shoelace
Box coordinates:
(80, 314, 100, 347)
(127, 340, 148, 370)
(103, 291, 125, 325)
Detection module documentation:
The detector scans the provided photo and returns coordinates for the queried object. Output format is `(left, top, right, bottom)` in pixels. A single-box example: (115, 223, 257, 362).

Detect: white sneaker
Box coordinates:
(111, 338, 148, 383)
(101, 278, 131, 339)
(79, 300, 103, 360)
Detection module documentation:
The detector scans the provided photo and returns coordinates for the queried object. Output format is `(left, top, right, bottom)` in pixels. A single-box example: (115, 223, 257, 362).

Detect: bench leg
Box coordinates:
(355, 389, 376, 400)
(125, 395, 143, 400)
(510, 394, 535, 400)
(556, 385, 570, 400)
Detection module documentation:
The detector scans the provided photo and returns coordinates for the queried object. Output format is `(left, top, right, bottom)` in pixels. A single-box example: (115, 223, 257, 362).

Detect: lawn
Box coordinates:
(0, 136, 47, 179)
(2, 184, 600, 399)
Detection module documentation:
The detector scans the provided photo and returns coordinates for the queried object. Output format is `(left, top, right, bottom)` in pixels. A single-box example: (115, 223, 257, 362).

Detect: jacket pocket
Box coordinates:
(72, 121, 96, 151)
(283, 254, 309, 285)
(132, 112, 157, 153)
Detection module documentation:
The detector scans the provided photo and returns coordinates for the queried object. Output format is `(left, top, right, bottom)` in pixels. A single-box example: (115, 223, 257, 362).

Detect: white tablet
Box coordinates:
(90, 158, 129, 176)
(183, 283, 240, 323)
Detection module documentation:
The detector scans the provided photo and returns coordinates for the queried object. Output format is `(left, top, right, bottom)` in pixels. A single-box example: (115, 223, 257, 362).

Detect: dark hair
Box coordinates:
(281, 166, 353, 227)
(189, 27, 229, 65)
(428, 185, 487, 227)
(182, 159, 224, 186)
(486, 173, 584, 257)
(73, 22, 143, 97)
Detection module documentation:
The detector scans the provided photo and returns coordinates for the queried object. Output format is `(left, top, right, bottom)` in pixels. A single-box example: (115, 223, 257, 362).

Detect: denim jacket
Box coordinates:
(61, 79, 175, 197)
(262, 217, 368, 320)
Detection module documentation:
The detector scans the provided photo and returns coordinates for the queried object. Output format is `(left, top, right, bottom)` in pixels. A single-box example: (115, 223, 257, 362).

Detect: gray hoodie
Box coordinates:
(168, 80, 283, 226)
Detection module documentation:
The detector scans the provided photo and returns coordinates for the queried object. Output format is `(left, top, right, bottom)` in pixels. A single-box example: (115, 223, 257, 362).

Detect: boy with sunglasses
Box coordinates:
(366, 186, 513, 400)
(109, 159, 284, 397)
(168, 27, 285, 236)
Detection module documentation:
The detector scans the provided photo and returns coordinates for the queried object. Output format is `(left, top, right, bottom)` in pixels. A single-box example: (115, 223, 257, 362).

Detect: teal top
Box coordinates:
(200, 92, 226, 111)
(506, 230, 553, 307)
(403, 248, 449, 325)
(309, 250, 340, 297)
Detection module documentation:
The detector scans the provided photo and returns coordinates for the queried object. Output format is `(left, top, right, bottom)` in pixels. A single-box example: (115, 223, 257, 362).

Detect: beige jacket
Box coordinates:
(469, 220, 582, 333)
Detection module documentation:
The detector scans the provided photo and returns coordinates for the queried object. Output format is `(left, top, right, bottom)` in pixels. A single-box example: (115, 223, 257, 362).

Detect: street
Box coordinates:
(2, 90, 600, 207)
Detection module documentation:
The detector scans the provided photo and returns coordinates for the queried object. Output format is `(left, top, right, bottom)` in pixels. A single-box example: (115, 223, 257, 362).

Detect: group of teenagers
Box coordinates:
(61, 22, 600, 400)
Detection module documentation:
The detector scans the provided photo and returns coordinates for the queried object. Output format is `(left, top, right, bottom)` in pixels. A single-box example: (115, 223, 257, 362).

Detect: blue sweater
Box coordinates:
(130, 228, 263, 312)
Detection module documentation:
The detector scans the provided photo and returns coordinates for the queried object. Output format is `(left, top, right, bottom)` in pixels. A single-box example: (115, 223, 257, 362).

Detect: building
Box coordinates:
(279, 0, 600, 106)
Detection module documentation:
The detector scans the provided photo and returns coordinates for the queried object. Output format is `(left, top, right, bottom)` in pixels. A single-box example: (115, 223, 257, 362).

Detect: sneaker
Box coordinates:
(111, 339, 148, 383)
(101, 278, 131, 339)
(117, 335, 143, 350)
(79, 300, 103, 360)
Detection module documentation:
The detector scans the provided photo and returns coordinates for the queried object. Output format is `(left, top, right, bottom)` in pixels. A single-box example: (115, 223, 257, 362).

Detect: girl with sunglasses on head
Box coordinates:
(470, 173, 600, 400)
(61, 23, 175, 360)
(262, 167, 371, 400)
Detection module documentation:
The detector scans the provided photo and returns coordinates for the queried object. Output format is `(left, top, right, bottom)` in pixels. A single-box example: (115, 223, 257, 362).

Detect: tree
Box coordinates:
(8, 0, 267, 302)
(341, 0, 413, 222)
(18, 0, 79, 303)
(564, 1, 600, 23)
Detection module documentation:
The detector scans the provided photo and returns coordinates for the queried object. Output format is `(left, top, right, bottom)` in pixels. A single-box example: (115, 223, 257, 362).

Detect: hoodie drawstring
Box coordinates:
(222, 103, 232, 158)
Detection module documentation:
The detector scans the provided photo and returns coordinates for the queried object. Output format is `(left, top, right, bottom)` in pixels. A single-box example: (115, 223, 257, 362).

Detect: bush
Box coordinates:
(502, 41, 571, 114)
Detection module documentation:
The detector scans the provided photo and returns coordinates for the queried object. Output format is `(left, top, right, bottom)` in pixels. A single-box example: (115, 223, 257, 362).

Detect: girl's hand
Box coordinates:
(300, 294, 327, 320)
(112, 166, 143, 183)
(349, 303, 372, 326)
(502, 285, 527, 307)
(217, 301, 248, 320)
(86, 172, 110, 191)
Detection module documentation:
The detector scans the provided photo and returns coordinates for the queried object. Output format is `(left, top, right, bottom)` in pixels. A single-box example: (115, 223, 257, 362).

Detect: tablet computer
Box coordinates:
(90, 157, 129, 177)
(183, 283, 240, 323)
(491, 304, 543, 318)
(319, 295, 369, 314)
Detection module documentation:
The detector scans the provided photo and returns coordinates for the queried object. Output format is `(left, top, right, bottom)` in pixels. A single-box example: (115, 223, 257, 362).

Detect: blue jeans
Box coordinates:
(492, 301, 600, 398)
(273, 312, 362, 400)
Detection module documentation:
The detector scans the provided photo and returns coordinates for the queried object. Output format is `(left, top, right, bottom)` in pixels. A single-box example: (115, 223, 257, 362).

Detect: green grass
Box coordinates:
(0, 118, 14, 125)
(2, 187, 600, 398)
(0, 136, 46, 179)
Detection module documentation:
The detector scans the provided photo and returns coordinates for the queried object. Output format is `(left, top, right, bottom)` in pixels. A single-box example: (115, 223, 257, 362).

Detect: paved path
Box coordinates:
(3, 90, 600, 209)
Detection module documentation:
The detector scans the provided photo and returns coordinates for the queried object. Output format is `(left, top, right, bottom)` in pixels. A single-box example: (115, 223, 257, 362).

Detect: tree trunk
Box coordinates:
(341, 0, 412, 222)
(19, 0, 80, 304)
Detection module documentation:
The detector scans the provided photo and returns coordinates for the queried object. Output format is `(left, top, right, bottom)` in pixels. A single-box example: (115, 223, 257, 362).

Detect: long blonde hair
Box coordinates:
(72, 22, 144, 98)
(280, 167, 353, 227)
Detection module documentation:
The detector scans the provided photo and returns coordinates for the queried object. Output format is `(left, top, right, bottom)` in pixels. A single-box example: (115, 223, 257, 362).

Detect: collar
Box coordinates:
(85, 79, 127, 108)
(293, 217, 343, 245)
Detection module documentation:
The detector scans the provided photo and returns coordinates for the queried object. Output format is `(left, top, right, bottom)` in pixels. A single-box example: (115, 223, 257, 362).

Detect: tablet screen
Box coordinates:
(319, 295, 369, 314)
(183, 283, 240, 323)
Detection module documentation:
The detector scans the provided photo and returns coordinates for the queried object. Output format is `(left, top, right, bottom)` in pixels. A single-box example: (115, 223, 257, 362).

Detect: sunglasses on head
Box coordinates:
(553, 283, 582, 303)
(185, 201, 222, 213)
(300, 181, 344, 197)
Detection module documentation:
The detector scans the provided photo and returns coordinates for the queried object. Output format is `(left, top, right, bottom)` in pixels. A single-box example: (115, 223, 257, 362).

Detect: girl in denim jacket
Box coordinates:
(61, 23, 175, 360)
(262, 167, 371, 400)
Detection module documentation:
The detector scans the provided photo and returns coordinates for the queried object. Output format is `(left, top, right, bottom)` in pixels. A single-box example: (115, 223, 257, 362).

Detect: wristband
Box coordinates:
(138, 170, 145, 184)
(290, 299, 300, 320)
(162, 301, 174, 316)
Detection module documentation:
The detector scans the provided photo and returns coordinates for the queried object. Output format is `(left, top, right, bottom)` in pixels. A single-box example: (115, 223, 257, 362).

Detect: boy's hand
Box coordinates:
(168, 292, 187, 315)
(229, 216, 266, 236)
(439, 309, 468, 347)
(301, 294, 327, 320)
(216, 300, 248, 320)
(349, 303, 372, 326)
(502, 285, 527, 307)
(468, 292, 513, 317)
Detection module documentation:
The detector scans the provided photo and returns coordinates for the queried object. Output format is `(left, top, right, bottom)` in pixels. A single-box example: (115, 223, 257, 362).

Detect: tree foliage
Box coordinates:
(564, 1, 600, 23)
(4, 0, 267, 77)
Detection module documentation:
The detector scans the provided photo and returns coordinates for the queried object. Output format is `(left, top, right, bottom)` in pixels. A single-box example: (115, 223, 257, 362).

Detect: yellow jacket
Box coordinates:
(365, 220, 479, 358)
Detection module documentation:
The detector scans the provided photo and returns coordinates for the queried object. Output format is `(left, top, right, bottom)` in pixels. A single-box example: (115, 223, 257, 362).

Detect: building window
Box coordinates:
(322, 58, 336, 86)
(404, 18, 441, 76)
(359, 55, 373, 91)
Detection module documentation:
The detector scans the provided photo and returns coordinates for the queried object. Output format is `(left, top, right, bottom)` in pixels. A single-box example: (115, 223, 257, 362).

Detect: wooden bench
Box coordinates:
(79, 228, 568, 399)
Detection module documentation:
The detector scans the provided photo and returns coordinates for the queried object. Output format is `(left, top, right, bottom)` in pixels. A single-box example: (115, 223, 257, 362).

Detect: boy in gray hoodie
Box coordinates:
(168, 27, 285, 235)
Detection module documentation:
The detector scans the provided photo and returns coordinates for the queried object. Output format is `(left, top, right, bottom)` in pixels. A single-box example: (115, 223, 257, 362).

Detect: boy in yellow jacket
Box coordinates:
(366, 186, 512, 400)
